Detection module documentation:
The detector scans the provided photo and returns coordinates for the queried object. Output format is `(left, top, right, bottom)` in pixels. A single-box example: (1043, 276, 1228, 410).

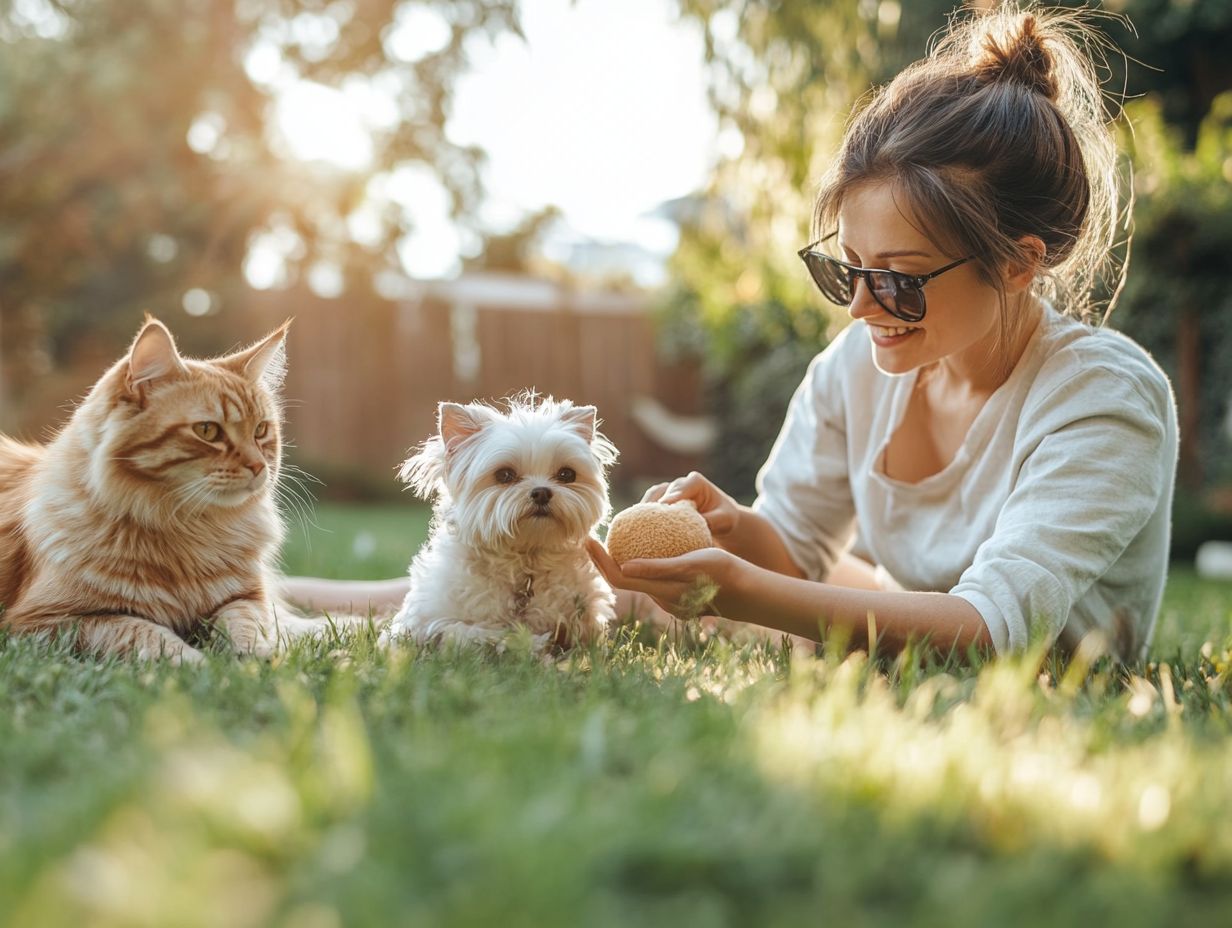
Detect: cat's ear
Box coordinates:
(126, 316, 187, 394)
(219, 319, 291, 390)
(560, 404, 597, 443)
(438, 402, 493, 452)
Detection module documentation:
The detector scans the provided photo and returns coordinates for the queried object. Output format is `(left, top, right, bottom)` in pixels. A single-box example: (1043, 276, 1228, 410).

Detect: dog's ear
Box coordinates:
(439, 402, 493, 452)
(560, 405, 597, 443)
(397, 439, 445, 499)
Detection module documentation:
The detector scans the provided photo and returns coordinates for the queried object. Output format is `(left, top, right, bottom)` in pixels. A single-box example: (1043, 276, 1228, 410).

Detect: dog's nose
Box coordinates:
(530, 486, 553, 505)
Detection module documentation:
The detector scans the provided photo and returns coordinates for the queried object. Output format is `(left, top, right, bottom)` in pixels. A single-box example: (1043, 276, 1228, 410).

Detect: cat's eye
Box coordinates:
(555, 467, 577, 484)
(193, 421, 222, 443)
(495, 467, 517, 485)
(254, 422, 269, 440)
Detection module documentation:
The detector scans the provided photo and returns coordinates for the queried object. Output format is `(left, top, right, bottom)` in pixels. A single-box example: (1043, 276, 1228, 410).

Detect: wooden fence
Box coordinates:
(4, 277, 706, 497)
(245, 282, 706, 495)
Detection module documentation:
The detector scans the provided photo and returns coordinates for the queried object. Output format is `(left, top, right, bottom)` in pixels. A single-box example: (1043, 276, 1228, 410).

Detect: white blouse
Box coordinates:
(753, 308, 1178, 660)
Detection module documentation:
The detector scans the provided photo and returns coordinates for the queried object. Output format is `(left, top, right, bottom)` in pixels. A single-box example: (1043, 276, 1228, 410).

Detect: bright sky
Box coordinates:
(445, 0, 718, 261)
(267, 0, 719, 284)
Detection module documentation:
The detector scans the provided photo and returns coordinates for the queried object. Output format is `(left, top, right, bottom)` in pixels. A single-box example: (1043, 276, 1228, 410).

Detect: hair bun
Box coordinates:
(973, 13, 1059, 101)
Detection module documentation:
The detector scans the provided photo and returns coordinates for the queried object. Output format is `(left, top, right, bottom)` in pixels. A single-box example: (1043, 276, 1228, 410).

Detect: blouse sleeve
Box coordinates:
(752, 330, 859, 581)
(950, 363, 1175, 653)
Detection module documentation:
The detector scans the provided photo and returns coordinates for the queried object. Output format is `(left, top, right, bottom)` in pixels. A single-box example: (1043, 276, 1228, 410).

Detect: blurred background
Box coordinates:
(2, 0, 1231, 565)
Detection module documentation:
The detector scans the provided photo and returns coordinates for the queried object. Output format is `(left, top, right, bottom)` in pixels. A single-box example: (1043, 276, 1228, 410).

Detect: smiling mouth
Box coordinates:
(869, 323, 922, 341)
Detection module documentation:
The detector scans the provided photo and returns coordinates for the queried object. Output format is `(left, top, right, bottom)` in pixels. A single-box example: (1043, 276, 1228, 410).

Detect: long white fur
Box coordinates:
(380, 395, 618, 651)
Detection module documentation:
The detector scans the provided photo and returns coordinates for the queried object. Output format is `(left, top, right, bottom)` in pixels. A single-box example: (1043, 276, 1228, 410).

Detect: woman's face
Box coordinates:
(837, 181, 1008, 379)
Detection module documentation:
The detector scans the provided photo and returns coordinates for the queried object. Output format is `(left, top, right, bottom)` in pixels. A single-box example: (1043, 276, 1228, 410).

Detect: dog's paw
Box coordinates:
(377, 625, 410, 650)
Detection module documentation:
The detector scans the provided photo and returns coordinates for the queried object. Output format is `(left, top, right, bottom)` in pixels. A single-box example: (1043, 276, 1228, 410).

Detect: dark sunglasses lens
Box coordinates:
(865, 272, 925, 323)
(868, 272, 901, 317)
(804, 253, 853, 305)
(890, 274, 926, 322)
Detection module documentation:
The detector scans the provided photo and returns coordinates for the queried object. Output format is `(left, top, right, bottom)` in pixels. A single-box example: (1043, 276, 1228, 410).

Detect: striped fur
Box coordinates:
(0, 317, 319, 663)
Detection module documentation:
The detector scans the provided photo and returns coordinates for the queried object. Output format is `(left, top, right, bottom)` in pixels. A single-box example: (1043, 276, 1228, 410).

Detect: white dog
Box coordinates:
(379, 395, 618, 652)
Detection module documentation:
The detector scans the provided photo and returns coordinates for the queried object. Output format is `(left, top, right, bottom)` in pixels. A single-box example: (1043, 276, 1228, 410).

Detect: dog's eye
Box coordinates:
(555, 467, 576, 484)
(495, 467, 517, 484)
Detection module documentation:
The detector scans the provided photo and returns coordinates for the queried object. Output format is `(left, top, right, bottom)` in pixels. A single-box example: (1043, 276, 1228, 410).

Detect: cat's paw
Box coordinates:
(169, 645, 206, 666)
(213, 601, 278, 658)
(137, 638, 204, 665)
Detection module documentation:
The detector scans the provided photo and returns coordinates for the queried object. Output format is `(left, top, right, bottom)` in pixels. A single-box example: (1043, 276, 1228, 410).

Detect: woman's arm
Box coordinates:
(715, 505, 810, 579)
(587, 542, 992, 656)
(723, 559, 992, 653)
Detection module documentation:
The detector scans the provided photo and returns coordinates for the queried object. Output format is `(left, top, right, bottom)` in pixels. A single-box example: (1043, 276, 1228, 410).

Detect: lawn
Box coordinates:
(1, 502, 1230, 927)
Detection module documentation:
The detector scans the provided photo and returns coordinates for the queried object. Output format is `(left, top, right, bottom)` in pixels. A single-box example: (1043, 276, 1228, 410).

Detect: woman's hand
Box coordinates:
(640, 471, 742, 544)
(586, 537, 745, 618)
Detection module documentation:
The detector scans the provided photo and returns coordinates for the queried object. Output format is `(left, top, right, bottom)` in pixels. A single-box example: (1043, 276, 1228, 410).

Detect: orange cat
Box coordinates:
(0, 316, 320, 662)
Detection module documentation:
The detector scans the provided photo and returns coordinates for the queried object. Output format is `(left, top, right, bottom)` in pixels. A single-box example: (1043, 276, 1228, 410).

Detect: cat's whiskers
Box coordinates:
(274, 466, 319, 538)
(169, 476, 214, 523)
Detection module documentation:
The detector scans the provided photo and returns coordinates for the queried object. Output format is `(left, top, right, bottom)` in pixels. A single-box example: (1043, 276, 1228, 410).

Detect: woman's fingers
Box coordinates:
(619, 557, 680, 580)
(700, 508, 737, 538)
(586, 539, 696, 610)
(659, 471, 705, 504)
(640, 482, 669, 503)
(586, 537, 623, 586)
(621, 548, 724, 583)
(654, 472, 739, 539)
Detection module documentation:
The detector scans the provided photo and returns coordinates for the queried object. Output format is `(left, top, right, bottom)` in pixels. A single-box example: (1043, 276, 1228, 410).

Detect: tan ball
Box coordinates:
(605, 500, 714, 565)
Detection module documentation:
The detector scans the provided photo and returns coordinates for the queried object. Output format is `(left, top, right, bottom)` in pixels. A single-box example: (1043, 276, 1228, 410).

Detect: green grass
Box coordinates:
(2, 502, 1231, 927)
(277, 499, 431, 581)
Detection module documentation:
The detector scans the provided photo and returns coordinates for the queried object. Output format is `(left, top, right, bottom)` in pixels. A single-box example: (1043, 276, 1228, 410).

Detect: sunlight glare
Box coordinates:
(273, 81, 373, 171)
(243, 223, 305, 290)
(447, 0, 715, 251)
(385, 5, 452, 63)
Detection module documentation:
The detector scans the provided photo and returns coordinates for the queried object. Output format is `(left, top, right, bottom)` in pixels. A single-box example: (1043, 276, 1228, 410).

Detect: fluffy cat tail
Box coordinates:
(0, 435, 42, 508)
(0, 434, 43, 472)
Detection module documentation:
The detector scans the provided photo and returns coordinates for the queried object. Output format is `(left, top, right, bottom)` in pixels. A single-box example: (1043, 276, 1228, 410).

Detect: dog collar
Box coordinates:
(513, 573, 535, 613)
(512, 573, 572, 652)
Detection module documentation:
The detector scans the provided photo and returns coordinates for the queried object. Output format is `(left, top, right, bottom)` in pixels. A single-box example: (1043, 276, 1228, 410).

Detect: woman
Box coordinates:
(587, 5, 1177, 661)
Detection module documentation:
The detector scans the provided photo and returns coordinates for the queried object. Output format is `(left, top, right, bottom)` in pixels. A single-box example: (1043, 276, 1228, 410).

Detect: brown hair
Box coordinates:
(815, 4, 1125, 336)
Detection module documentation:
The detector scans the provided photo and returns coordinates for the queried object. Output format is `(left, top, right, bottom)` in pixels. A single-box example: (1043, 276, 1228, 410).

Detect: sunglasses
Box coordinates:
(797, 232, 974, 323)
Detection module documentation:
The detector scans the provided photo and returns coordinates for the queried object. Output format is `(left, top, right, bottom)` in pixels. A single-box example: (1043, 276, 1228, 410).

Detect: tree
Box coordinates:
(0, 0, 520, 422)
(1092, 0, 1232, 487)
(462, 205, 563, 275)
(1100, 0, 1232, 145)
(1115, 94, 1232, 487)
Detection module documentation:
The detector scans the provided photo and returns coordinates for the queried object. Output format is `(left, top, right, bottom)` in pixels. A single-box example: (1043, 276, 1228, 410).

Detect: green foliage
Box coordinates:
(659, 289, 827, 498)
(1096, 0, 1232, 145)
(1112, 93, 1232, 482)
(0, 0, 520, 411)
(1166, 488, 1232, 562)
(278, 499, 431, 580)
